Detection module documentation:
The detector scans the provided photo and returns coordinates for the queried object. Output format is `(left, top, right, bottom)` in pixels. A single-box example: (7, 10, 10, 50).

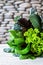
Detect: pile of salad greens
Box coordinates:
(7, 13, 43, 59)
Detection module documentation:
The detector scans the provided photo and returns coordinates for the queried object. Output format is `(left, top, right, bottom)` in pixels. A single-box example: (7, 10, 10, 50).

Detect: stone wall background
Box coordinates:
(0, 0, 43, 44)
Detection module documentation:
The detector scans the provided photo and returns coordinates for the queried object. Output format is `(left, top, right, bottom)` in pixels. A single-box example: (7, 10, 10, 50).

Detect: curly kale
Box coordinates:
(24, 28, 43, 56)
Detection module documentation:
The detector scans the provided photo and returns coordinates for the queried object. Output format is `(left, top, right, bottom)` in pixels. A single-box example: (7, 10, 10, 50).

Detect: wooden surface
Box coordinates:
(0, 44, 43, 65)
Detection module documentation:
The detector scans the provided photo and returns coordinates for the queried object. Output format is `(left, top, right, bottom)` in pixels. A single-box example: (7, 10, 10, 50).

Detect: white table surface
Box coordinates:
(0, 44, 43, 65)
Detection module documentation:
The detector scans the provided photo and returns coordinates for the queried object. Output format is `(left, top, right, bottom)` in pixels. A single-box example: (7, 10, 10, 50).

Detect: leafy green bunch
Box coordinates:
(6, 13, 43, 59)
